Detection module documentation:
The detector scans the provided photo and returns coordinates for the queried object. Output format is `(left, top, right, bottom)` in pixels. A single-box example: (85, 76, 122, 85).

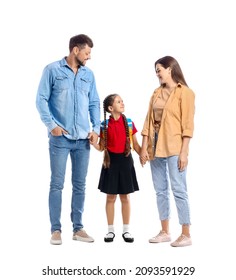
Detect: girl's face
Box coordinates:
(155, 63, 172, 85)
(110, 95, 125, 114)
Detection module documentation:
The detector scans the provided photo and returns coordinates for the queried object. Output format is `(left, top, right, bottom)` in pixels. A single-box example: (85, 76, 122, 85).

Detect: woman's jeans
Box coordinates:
(150, 155, 191, 225)
(49, 135, 90, 233)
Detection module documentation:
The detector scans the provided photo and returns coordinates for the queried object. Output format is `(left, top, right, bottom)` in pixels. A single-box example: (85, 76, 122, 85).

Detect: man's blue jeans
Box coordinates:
(150, 155, 191, 225)
(48, 135, 90, 233)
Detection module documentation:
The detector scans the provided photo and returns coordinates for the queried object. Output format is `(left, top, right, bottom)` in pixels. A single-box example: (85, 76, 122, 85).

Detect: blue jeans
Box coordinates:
(49, 135, 90, 233)
(150, 155, 191, 225)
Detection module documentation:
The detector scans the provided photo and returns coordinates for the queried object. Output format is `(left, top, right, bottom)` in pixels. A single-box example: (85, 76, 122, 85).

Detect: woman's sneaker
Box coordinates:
(149, 230, 171, 243)
(170, 234, 192, 247)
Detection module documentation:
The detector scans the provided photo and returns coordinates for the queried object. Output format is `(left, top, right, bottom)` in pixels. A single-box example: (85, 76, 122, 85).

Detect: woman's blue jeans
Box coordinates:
(150, 155, 191, 225)
(49, 135, 90, 233)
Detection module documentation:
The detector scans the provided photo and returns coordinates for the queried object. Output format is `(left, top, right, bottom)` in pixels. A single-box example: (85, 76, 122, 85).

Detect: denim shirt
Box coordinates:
(36, 58, 100, 140)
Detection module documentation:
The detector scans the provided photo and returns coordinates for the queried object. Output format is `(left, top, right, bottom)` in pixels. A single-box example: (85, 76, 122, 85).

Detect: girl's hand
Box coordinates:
(88, 132, 98, 145)
(139, 149, 149, 166)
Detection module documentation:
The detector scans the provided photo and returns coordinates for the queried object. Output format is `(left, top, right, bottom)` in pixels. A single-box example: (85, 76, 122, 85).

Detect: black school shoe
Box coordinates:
(104, 232, 115, 242)
(122, 232, 134, 243)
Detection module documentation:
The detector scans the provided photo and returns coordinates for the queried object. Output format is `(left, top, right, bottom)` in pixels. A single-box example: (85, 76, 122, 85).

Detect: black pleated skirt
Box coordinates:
(98, 151, 139, 194)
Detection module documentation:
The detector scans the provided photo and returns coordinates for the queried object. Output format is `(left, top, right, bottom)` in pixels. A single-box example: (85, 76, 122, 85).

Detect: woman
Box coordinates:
(140, 56, 195, 247)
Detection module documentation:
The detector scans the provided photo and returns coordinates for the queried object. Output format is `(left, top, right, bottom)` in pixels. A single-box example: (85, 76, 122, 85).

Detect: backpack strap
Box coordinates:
(100, 118, 134, 149)
(126, 118, 133, 150)
(100, 119, 109, 139)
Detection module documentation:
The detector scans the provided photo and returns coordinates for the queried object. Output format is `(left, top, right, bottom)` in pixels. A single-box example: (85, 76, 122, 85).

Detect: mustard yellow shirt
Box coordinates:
(141, 83, 195, 159)
(153, 87, 171, 132)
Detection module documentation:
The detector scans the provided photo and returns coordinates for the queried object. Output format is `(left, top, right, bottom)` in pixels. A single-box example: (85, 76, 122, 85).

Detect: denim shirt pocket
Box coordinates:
(53, 75, 69, 92)
(79, 77, 91, 95)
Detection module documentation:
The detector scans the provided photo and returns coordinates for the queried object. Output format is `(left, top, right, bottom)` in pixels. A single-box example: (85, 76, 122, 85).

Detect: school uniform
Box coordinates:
(98, 115, 139, 194)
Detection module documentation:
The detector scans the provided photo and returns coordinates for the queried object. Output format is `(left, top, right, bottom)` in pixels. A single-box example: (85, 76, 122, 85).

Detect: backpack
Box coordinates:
(100, 117, 134, 149)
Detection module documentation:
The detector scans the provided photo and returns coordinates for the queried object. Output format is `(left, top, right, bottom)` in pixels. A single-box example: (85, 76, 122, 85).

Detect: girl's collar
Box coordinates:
(109, 114, 122, 122)
(110, 114, 122, 121)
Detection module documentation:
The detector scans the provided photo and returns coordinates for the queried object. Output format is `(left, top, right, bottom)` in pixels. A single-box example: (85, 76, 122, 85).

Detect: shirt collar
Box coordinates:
(60, 57, 86, 71)
(109, 115, 123, 123)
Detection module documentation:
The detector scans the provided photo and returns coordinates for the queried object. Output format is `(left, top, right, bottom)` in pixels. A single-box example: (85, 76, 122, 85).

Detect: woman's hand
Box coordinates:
(139, 149, 149, 167)
(178, 137, 191, 171)
(178, 152, 188, 171)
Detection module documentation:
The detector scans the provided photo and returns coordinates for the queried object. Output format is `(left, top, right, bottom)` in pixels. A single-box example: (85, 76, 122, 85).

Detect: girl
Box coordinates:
(140, 56, 195, 247)
(92, 94, 141, 242)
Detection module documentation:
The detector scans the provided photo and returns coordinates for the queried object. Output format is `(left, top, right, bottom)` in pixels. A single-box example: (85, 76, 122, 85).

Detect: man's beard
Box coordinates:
(77, 58, 85, 67)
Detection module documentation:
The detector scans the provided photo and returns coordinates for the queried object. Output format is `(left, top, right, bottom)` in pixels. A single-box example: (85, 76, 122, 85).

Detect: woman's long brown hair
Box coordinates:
(155, 56, 188, 87)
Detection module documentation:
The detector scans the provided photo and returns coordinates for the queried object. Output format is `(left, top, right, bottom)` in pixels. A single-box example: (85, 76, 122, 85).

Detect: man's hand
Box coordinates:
(88, 131, 98, 145)
(51, 126, 68, 136)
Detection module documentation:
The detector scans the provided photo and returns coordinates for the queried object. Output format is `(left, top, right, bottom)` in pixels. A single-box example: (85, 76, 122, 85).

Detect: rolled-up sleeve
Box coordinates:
(181, 88, 195, 137)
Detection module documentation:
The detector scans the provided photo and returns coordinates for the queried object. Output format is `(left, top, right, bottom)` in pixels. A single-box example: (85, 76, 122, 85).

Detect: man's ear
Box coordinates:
(73, 45, 80, 55)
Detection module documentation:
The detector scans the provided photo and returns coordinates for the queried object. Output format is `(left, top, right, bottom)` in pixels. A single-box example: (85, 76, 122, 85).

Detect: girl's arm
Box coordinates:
(132, 134, 141, 155)
(91, 137, 105, 152)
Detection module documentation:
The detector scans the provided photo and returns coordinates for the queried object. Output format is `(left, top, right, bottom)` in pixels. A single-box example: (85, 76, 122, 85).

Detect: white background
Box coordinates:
(1, 0, 236, 279)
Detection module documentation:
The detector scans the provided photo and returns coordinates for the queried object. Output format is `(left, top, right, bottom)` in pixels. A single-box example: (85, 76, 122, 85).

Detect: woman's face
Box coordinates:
(155, 64, 171, 85)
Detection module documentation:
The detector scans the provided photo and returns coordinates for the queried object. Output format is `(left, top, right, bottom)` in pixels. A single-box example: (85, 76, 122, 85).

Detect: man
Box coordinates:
(36, 34, 100, 245)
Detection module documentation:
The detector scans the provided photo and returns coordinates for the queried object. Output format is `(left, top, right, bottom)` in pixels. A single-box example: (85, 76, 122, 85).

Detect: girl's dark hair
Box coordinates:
(154, 56, 188, 87)
(69, 34, 93, 52)
(103, 94, 131, 168)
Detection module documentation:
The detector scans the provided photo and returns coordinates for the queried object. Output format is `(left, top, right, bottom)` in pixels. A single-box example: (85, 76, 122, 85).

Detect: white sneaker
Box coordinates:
(170, 234, 192, 247)
(149, 231, 171, 243)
